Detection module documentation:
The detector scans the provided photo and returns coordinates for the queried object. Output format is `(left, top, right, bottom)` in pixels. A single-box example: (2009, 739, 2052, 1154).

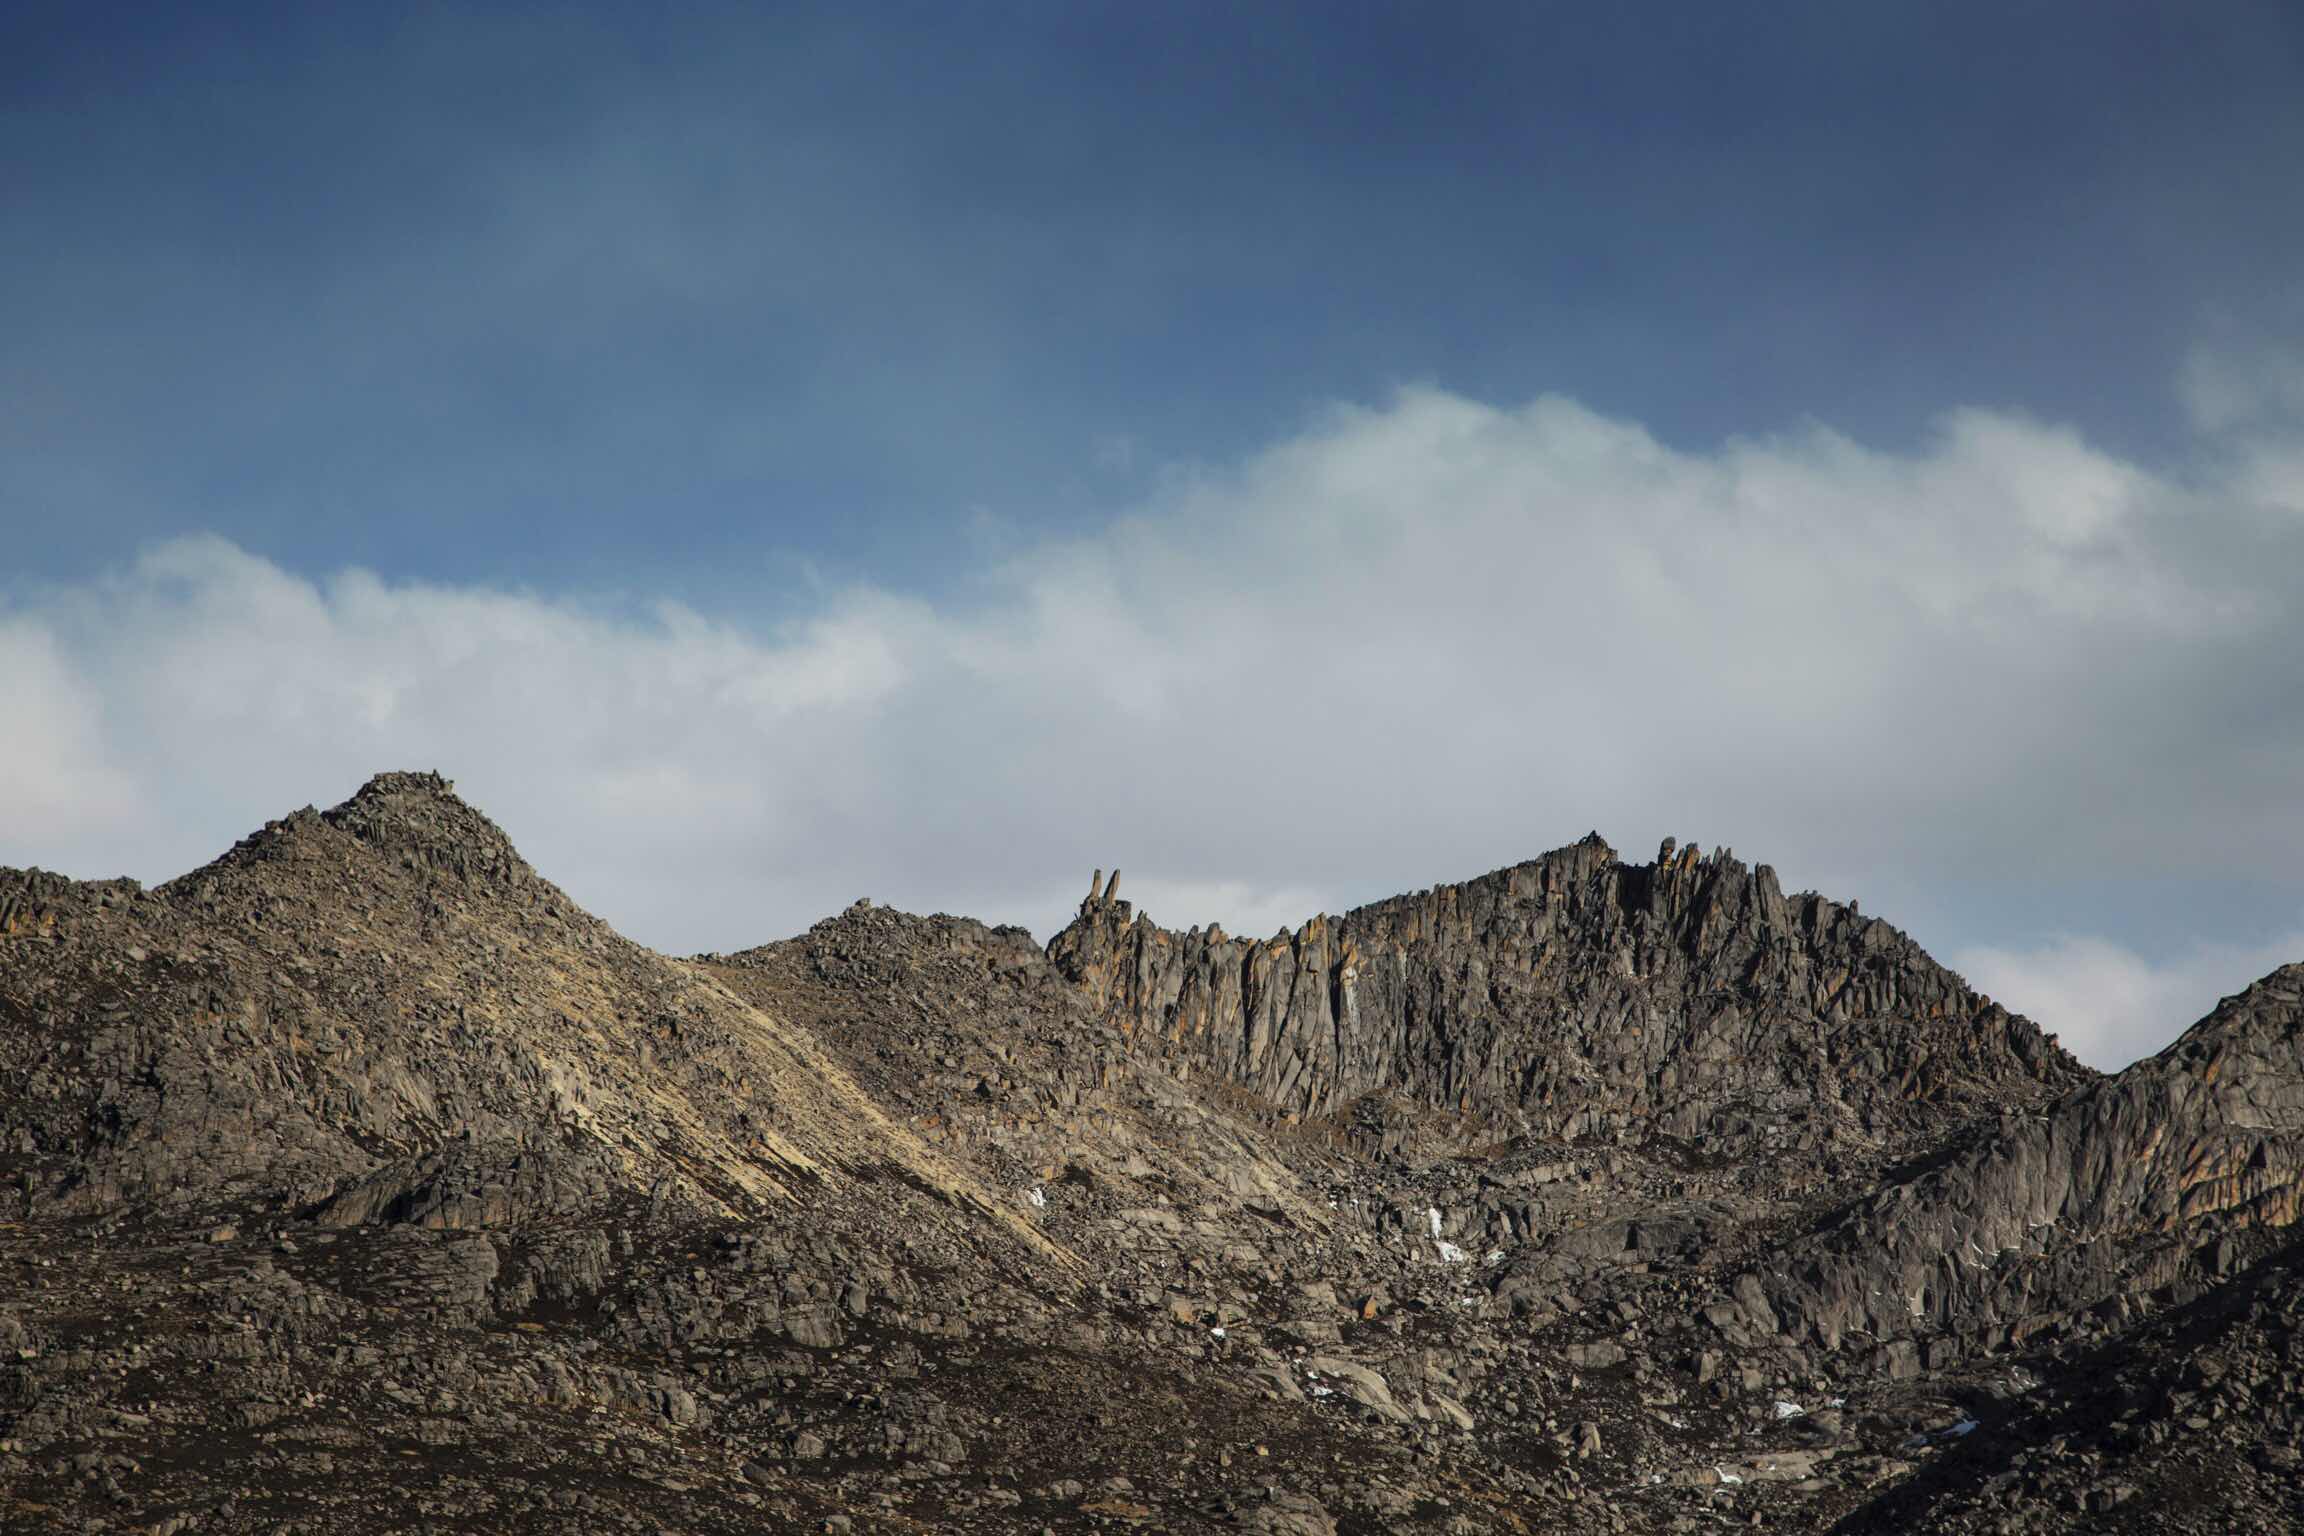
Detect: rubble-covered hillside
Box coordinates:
(1, 774, 2297, 1533)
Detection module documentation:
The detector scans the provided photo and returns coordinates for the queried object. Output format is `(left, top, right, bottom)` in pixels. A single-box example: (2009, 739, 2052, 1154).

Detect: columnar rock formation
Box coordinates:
(1050, 835, 2085, 1156)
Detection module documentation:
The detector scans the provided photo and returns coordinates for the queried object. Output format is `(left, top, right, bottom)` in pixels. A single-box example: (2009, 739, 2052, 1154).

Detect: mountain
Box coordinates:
(1049, 836, 2083, 1161)
(1, 773, 2297, 1534)
(3, 772, 1026, 1230)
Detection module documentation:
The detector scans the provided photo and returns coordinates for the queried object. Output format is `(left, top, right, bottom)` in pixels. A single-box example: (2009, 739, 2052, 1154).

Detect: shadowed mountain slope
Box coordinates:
(1749, 964, 2304, 1375)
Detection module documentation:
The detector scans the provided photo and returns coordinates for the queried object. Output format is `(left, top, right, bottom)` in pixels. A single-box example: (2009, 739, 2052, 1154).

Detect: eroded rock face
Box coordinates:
(1050, 836, 2085, 1157)
(4, 777, 2301, 1535)
(1757, 966, 2304, 1368)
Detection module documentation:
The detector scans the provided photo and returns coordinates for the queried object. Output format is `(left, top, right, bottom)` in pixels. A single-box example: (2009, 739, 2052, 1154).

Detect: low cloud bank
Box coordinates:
(1956, 927, 2304, 1071)
(7, 378, 2304, 1066)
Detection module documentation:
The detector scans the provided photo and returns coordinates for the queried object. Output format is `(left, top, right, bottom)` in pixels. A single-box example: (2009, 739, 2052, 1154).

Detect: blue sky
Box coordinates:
(6, 3, 2304, 1065)
(11, 2, 2301, 592)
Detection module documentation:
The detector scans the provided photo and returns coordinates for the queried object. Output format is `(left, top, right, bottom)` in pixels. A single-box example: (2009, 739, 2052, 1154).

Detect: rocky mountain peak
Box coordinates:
(1050, 833, 2084, 1159)
(154, 770, 541, 918)
(318, 769, 536, 885)
(2160, 960, 2304, 1063)
(6, 776, 2300, 1535)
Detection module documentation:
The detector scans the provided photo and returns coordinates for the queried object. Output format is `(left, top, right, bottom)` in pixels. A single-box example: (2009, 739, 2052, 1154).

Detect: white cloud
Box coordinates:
(0, 617, 139, 855)
(2181, 340, 2304, 436)
(2182, 336, 2304, 516)
(1954, 928, 2304, 1071)
(7, 383, 2304, 1071)
(2233, 440, 2304, 516)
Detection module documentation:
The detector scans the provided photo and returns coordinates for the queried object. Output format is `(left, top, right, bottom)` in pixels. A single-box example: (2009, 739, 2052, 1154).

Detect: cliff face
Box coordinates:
(1757, 964, 2304, 1368)
(1049, 835, 2087, 1156)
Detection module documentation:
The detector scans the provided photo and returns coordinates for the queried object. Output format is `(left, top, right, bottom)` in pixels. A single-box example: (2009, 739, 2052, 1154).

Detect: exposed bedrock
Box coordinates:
(1049, 834, 2085, 1155)
(1756, 965, 2304, 1369)
(0, 774, 1032, 1234)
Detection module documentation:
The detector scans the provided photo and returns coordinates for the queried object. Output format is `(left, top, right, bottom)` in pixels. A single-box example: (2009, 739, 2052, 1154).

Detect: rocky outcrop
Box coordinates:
(1836, 1233, 2304, 1533)
(8, 774, 2303, 1535)
(1050, 835, 2085, 1156)
(1756, 965, 2304, 1371)
(0, 773, 1035, 1241)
